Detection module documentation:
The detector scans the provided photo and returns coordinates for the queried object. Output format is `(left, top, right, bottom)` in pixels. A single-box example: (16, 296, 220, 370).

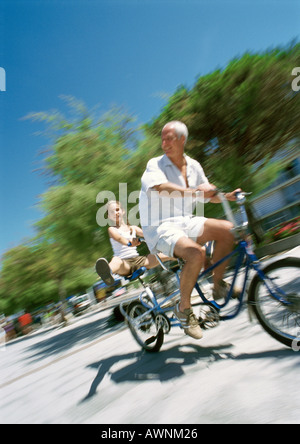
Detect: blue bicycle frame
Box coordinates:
(194, 240, 254, 320)
(145, 237, 291, 326)
(193, 238, 291, 320)
(128, 190, 292, 328)
(136, 240, 253, 324)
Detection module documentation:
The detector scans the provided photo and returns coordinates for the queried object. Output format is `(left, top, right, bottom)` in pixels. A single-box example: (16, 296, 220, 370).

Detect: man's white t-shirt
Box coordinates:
(139, 154, 209, 253)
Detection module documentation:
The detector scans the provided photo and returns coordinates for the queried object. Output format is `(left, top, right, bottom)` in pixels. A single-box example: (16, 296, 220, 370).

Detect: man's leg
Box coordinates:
(173, 237, 205, 311)
(196, 218, 235, 294)
(172, 237, 204, 339)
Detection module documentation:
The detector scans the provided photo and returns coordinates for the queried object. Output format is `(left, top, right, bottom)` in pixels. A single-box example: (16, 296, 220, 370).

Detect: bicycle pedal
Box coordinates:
(198, 306, 220, 329)
(198, 317, 208, 330)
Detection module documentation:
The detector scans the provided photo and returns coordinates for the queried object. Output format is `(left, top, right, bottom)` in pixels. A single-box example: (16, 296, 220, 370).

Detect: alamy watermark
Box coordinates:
(96, 183, 205, 228)
(0, 67, 6, 92)
(291, 67, 300, 92)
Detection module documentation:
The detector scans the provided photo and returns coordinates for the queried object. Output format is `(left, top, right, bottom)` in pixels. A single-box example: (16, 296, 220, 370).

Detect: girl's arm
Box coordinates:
(108, 227, 130, 246)
(132, 225, 144, 238)
(129, 225, 142, 246)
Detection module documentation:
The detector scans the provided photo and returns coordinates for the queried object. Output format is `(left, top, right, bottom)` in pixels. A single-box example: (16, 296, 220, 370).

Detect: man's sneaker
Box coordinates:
(174, 303, 203, 340)
(213, 279, 241, 301)
(95, 258, 115, 286)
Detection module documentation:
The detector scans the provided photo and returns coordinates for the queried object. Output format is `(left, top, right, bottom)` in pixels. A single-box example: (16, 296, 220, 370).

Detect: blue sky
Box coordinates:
(0, 0, 299, 258)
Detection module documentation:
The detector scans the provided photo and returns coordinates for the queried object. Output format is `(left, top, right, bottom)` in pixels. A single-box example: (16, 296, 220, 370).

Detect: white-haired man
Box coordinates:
(139, 121, 241, 340)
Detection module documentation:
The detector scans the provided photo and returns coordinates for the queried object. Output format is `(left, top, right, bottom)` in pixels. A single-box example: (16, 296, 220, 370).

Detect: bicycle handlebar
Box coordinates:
(216, 191, 237, 227)
(215, 189, 251, 232)
(127, 237, 144, 247)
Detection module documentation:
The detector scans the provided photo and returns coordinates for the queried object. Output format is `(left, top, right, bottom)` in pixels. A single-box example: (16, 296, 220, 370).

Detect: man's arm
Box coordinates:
(153, 182, 196, 195)
(154, 182, 217, 199)
(196, 185, 242, 203)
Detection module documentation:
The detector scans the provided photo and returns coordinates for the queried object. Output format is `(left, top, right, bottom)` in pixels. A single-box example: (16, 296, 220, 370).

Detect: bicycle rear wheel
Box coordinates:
(248, 257, 300, 348)
(126, 301, 164, 352)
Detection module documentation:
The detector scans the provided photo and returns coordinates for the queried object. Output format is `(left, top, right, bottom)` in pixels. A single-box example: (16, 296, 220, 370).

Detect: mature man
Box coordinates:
(139, 121, 241, 339)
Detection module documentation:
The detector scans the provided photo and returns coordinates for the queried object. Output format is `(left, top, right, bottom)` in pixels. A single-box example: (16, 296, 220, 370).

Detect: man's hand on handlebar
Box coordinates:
(226, 188, 243, 201)
(196, 184, 243, 202)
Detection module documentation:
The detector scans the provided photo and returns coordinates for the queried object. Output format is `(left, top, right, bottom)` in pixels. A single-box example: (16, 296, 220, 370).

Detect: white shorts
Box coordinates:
(156, 216, 207, 258)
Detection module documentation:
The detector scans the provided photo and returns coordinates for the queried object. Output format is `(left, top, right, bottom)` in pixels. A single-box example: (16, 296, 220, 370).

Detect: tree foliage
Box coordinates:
(1, 101, 141, 314)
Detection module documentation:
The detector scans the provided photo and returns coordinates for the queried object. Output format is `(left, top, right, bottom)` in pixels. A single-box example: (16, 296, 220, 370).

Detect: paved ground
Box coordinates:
(1, 247, 299, 424)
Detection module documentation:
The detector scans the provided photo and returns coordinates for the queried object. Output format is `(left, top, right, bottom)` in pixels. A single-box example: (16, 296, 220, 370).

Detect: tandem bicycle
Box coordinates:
(119, 191, 300, 352)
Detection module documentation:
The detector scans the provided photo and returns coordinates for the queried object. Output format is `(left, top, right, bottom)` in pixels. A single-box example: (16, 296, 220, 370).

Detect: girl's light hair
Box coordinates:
(162, 121, 188, 145)
(106, 200, 122, 211)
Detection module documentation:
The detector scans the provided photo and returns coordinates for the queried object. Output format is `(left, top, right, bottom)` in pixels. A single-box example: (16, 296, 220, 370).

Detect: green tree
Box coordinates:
(0, 100, 141, 315)
(17, 100, 140, 316)
(0, 243, 57, 314)
(27, 99, 140, 260)
(0, 238, 96, 315)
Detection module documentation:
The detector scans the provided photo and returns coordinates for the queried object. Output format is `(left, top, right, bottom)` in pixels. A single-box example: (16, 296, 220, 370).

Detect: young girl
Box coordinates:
(95, 201, 171, 286)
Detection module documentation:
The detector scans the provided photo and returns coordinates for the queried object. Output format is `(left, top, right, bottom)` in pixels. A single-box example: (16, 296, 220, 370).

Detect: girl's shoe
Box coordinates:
(95, 258, 115, 286)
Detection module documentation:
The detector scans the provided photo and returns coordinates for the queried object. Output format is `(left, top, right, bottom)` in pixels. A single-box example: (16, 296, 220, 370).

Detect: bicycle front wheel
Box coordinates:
(248, 257, 300, 348)
(126, 301, 164, 352)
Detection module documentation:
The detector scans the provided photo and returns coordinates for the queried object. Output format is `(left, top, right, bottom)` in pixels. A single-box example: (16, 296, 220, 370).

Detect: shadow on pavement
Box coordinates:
(81, 344, 298, 403)
(81, 343, 233, 402)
